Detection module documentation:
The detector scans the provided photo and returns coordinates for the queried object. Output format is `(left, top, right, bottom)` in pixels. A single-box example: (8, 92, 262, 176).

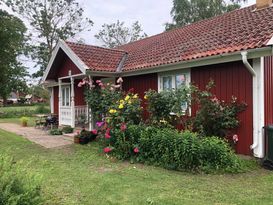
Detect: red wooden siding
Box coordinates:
(191, 61, 253, 155)
(53, 86, 59, 115)
(57, 57, 82, 78)
(74, 80, 86, 106)
(123, 73, 158, 118)
(264, 56, 273, 125)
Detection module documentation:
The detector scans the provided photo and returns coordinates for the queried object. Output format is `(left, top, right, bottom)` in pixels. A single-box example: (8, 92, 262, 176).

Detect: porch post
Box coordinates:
(58, 79, 62, 126)
(88, 75, 93, 131)
(70, 77, 75, 128)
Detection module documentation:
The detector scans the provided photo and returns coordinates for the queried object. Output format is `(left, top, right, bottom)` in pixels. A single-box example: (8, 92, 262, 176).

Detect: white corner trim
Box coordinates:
(42, 40, 90, 83)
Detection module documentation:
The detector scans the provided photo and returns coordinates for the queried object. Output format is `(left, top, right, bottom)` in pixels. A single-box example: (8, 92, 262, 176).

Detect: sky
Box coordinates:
(1, 0, 256, 76)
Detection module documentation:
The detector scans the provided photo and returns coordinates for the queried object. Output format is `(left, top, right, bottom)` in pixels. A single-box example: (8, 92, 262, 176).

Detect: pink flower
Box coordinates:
(96, 80, 102, 84)
(134, 147, 139, 153)
(128, 88, 134, 93)
(105, 133, 111, 139)
(117, 77, 123, 84)
(91, 129, 98, 135)
(120, 123, 127, 132)
(104, 147, 112, 153)
(96, 121, 104, 127)
(106, 128, 111, 135)
(233, 134, 239, 143)
(98, 82, 104, 87)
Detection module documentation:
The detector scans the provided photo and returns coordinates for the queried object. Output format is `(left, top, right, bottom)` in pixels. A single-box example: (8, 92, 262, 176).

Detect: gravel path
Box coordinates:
(0, 123, 73, 148)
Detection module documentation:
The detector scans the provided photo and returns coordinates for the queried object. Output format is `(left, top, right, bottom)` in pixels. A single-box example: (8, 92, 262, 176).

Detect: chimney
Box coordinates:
(256, 0, 272, 9)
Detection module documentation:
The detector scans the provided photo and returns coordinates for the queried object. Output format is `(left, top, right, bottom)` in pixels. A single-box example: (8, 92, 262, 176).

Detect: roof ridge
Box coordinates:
(65, 41, 127, 54)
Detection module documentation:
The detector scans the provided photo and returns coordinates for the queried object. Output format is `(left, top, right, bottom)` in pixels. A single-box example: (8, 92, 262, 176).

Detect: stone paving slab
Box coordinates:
(0, 123, 73, 148)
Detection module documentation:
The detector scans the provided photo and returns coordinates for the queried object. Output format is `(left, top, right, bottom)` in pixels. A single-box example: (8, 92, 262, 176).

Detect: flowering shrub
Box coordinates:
(144, 86, 191, 126)
(190, 81, 247, 138)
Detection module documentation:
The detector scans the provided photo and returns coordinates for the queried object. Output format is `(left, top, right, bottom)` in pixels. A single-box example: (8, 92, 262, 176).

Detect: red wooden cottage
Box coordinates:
(42, 0, 273, 158)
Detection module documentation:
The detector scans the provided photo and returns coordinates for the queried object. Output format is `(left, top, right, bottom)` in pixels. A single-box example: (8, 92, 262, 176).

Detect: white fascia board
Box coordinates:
(41, 40, 90, 83)
(266, 35, 273, 46)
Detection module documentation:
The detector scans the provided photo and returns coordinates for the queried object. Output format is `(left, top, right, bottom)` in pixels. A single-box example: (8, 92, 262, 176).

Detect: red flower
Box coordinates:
(105, 133, 111, 139)
(104, 147, 112, 153)
(106, 128, 111, 135)
(91, 129, 97, 135)
(128, 88, 134, 93)
(120, 123, 127, 132)
(134, 147, 139, 153)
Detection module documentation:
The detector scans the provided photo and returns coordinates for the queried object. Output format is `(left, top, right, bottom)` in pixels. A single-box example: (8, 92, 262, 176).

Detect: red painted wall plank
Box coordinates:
(57, 57, 82, 78)
(191, 61, 253, 155)
(53, 86, 59, 115)
(264, 56, 273, 125)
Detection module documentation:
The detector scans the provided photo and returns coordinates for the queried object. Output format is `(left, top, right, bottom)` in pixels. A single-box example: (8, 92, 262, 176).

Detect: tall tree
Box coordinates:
(166, 0, 245, 31)
(4, 0, 93, 78)
(95, 20, 148, 48)
(0, 10, 29, 105)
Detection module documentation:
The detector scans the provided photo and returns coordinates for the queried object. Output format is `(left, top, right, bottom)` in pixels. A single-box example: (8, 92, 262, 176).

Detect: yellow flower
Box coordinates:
(119, 99, 124, 104)
(160, 119, 167, 124)
(125, 95, 130, 101)
(128, 100, 132, 104)
(144, 95, 148, 100)
(133, 94, 138, 99)
(109, 109, 117, 114)
(118, 104, 124, 109)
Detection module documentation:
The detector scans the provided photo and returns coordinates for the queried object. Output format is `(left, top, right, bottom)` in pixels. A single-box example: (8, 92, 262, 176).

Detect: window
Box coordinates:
(159, 70, 190, 91)
(159, 70, 191, 114)
(62, 86, 70, 107)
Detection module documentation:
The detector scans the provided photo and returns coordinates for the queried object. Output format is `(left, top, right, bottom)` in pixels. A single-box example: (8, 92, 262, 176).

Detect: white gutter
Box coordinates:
(241, 51, 258, 151)
(241, 51, 256, 76)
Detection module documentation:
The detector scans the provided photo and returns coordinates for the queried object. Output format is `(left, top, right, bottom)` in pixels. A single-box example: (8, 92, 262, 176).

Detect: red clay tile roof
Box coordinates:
(66, 41, 126, 72)
(66, 4, 273, 73)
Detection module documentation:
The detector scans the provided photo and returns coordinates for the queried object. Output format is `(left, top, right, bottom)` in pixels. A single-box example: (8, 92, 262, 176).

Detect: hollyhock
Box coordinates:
(117, 77, 123, 84)
(120, 123, 127, 132)
(91, 129, 98, 135)
(134, 147, 139, 153)
(96, 80, 102, 84)
(104, 147, 112, 153)
(105, 133, 111, 139)
(96, 121, 104, 127)
(106, 128, 111, 135)
(233, 134, 239, 143)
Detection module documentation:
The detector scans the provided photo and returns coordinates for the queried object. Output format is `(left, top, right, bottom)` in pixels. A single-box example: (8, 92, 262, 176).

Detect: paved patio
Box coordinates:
(0, 123, 74, 148)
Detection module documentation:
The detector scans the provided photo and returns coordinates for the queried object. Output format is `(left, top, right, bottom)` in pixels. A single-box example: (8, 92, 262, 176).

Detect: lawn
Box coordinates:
(1, 129, 273, 205)
(0, 117, 36, 126)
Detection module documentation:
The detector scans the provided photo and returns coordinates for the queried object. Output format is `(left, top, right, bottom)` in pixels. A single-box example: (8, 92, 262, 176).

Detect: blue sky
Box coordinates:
(0, 0, 256, 76)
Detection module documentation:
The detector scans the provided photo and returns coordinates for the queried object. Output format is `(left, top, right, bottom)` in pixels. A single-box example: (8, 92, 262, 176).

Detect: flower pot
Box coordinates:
(21, 122, 27, 127)
(74, 136, 80, 144)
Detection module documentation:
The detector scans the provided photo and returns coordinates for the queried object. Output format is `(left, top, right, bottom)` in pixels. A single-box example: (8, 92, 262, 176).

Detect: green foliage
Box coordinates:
(166, 0, 244, 30)
(0, 154, 43, 205)
(29, 85, 50, 101)
(191, 81, 246, 137)
(0, 105, 49, 118)
(95, 20, 147, 48)
(20, 117, 29, 124)
(49, 128, 62, 135)
(4, 0, 93, 78)
(62, 126, 74, 134)
(0, 10, 29, 103)
(35, 105, 50, 114)
(138, 127, 242, 172)
(145, 86, 191, 126)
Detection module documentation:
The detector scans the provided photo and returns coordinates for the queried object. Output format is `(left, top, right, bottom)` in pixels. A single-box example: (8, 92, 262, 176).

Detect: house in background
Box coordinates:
(42, 0, 273, 158)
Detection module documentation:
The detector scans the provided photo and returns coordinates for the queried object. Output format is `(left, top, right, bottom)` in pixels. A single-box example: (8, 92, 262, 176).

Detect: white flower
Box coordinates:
(117, 77, 123, 84)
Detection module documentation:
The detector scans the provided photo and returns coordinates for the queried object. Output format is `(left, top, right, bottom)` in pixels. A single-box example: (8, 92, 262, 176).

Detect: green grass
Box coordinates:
(1, 129, 273, 205)
(0, 105, 39, 112)
(0, 117, 36, 126)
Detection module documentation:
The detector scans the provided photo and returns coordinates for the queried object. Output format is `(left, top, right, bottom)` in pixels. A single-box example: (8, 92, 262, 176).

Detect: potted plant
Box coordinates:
(20, 117, 29, 127)
(74, 134, 80, 144)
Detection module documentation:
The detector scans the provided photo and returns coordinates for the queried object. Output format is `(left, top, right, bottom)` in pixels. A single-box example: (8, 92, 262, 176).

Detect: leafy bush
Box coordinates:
(137, 127, 242, 172)
(62, 126, 74, 134)
(49, 129, 62, 135)
(20, 117, 29, 124)
(35, 105, 50, 114)
(0, 154, 43, 205)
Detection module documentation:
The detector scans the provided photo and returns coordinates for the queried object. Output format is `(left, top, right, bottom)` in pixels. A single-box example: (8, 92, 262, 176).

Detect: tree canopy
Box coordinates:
(4, 0, 93, 78)
(95, 20, 147, 48)
(0, 9, 29, 104)
(166, 0, 245, 31)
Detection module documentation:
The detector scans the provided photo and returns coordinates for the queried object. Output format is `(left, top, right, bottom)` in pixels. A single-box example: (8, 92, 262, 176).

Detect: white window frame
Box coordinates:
(158, 69, 191, 115)
(158, 69, 191, 91)
(61, 86, 71, 107)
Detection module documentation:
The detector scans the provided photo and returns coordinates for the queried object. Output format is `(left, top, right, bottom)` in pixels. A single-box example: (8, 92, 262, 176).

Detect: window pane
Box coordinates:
(176, 74, 186, 88)
(62, 88, 65, 106)
(162, 76, 172, 90)
(66, 88, 70, 106)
